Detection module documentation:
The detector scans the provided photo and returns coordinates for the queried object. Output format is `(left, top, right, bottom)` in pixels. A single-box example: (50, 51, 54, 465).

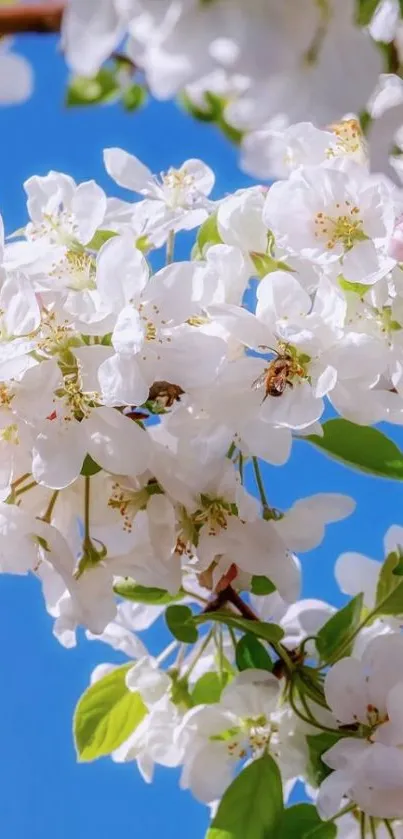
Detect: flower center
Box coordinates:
(0, 384, 13, 407)
(328, 119, 366, 160)
(314, 205, 365, 251)
(51, 251, 96, 291)
(54, 369, 100, 423)
(108, 482, 150, 532)
(0, 423, 19, 444)
(192, 494, 237, 536)
(28, 210, 79, 246)
(162, 167, 196, 208)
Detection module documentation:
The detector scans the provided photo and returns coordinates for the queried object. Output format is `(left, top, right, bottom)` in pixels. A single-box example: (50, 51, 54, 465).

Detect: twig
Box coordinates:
(0, 4, 64, 35)
(203, 584, 259, 621)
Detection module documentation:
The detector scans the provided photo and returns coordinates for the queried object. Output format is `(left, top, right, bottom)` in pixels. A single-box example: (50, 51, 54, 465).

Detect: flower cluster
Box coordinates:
(61, 0, 403, 182)
(3, 119, 403, 837)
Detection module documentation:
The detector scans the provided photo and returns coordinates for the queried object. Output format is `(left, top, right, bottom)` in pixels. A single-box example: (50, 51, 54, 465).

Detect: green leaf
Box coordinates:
(73, 665, 147, 762)
(166, 604, 198, 643)
(375, 550, 403, 615)
(251, 575, 276, 595)
(306, 733, 341, 788)
(355, 0, 380, 25)
(193, 212, 223, 259)
(178, 90, 218, 123)
(316, 594, 363, 664)
(218, 117, 244, 146)
(114, 580, 184, 605)
(306, 419, 403, 480)
(206, 754, 284, 839)
(80, 454, 102, 477)
(338, 276, 372, 297)
(251, 251, 294, 278)
(236, 634, 273, 672)
(191, 672, 227, 705)
(194, 612, 284, 644)
(122, 83, 147, 112)
(66, 69, 120, 106)
(280, 804, 336, 839)
(85, 229, 117, 250)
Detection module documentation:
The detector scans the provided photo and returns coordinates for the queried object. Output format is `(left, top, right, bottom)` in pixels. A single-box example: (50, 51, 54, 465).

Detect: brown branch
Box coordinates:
(203, 584, 259, 621)
(0, 3, 64, 36)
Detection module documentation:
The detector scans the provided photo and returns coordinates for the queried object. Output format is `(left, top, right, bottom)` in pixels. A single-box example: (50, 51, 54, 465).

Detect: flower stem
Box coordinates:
(360, 812, 367, 839)
(84, 476, 91, 544)
(11, 472, 31, 490)
(41, 491, 59, 524)
(238, 451, 244, 484)
(328, 803, 356, 822)
(157, 639, 179, 665)
(369, 817, 377, 839)
(15, 480, 38, 497)
(252, 456, 268, 508)
(384, 821, 396, 839)
(184, 629, 215, 679)
(166, 229, 175, 264)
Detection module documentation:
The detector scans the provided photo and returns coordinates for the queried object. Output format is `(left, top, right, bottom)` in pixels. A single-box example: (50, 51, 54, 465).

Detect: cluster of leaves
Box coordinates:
(66, 57, 148, 113)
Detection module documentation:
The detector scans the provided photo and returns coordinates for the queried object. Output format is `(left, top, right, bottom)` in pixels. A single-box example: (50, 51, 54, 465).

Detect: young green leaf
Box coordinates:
(165, 604, 198, 643)
(191, 672, 228, 705)
(306, 419, 403, 480)
(250, 251, 293, 278)
(316, 594, 363, 664)
(194, 611, 284, 644)
(375, 550, 403, 615)
(85, 229, 117, 250)
(66, 69, 120, 106)
(236, 634, 273, 672)
(206, 753, 284, 839)
(73, 665, 147, 762)
(114, 579, 185, 605)
(306, 733, 341, 788)
(251, 575, 276, 595)
(122, 83, 147, 112)
(192, 212, 223, 259)
(279, 804, 336, 838)
(338, 276, 372, 297)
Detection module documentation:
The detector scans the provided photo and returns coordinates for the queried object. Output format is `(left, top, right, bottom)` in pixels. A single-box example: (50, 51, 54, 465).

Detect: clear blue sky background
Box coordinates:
(0, 35, 403, 839)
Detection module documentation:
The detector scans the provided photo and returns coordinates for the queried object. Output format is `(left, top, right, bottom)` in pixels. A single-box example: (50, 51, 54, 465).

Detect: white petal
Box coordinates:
(62, 0, 123, 76)
(335, 552, 380, 608)
(97, 233, 149, 311)
(32, 422, 85, 489)
(71, 181, 107, 245)
(0, 52, 33, 104)
(317, 769, 354, 820)
(257, 271, 311, 322)
(181, 159, 215, 196)
(86, 406, 151, 476)
(111, 306, 145, 356)
(325, 658, 368, 724)
(103, 148, 155, 195)
(98, 353, 149, 407)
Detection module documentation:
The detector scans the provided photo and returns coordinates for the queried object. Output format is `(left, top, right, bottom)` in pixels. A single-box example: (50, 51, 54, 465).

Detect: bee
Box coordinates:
(148, 381, 184, 408)
(252, 351, 296, 402)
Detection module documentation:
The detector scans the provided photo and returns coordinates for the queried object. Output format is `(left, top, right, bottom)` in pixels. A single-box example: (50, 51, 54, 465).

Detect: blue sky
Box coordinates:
(0, 34, 403, 839)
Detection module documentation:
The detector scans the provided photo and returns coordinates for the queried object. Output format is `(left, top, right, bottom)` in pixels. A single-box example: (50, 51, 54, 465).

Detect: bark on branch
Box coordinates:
(0, 3, 64, 36)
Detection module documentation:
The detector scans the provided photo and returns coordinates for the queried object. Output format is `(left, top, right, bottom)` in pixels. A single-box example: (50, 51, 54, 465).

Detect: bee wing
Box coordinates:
(251, 371, 267, 391)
